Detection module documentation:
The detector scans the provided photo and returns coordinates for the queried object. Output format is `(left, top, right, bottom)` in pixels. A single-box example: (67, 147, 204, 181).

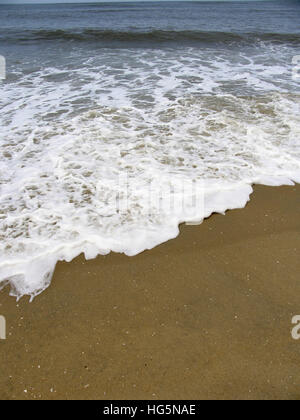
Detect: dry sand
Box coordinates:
(0, 184, 300, 400)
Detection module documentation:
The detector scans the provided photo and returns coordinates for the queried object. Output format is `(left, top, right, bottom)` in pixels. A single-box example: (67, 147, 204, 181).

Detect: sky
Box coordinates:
(0, 0, 272, 4)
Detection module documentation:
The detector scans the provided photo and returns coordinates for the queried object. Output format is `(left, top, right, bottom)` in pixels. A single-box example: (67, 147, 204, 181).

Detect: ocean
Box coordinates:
(0, 1, 300, 299)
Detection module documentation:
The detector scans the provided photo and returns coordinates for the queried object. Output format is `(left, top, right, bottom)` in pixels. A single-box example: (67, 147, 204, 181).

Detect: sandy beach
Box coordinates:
(0, 184, 299, 400)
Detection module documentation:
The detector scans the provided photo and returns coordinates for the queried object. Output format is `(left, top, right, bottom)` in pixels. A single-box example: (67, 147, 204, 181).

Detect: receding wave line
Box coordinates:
(2, 29, 300, 44)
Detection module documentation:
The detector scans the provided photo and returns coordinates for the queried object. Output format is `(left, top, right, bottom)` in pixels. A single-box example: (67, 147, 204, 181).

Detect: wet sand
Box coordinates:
(0, 184, 300, 400)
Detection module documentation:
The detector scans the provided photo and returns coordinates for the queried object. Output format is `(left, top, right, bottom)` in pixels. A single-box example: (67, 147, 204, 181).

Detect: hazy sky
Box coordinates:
(0, 0, 272, 4)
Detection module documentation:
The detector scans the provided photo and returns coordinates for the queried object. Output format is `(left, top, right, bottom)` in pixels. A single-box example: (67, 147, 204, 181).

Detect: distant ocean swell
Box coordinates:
(2, 29, 300, 45)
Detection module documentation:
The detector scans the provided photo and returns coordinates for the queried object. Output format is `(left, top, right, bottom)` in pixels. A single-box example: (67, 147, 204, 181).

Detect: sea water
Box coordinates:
(0, 1, 300, 299)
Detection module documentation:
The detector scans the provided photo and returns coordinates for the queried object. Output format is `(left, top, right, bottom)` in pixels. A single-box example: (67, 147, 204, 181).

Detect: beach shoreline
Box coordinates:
(1, 183, 300, 400)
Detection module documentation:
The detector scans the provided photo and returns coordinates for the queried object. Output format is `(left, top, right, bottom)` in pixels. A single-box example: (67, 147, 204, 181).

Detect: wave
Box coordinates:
(2, 29, 300, 45)
(1, 90, 300, 300)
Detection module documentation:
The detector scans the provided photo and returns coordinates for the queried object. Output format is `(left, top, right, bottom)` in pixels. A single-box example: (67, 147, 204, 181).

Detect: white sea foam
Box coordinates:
(0, 47, 300, 299)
